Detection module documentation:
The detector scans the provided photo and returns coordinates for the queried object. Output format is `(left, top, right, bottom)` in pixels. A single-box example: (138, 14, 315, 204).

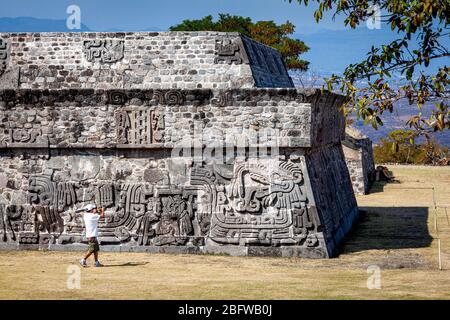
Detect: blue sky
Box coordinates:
(0, 0, 347, 33)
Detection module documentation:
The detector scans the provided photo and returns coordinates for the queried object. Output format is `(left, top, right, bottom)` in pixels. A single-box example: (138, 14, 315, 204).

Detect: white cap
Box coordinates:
(76, 203, 97, 212)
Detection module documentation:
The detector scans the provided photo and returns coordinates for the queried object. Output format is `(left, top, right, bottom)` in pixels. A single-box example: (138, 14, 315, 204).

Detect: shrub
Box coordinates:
(373, 130, 449, 165)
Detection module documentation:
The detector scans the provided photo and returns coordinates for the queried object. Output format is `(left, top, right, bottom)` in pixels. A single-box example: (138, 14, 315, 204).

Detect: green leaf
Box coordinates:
(327, 81, 332, 91)
(391, 142, 399, 153)
(376, 116, 383, 126)
(371, 118, 378, 130)
(406, 66, 414, 80)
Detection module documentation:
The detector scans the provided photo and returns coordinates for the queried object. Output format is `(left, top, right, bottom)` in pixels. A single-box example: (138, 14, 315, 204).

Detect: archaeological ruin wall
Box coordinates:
(343, 127, 375, 195)
(0, 32, 358, 258)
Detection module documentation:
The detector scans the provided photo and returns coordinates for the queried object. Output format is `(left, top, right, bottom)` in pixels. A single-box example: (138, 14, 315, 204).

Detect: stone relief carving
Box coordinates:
(83, 40, 124, 63)
(19, 232, 39, 244)
(0, 157, 323, 249)
(35, 205, 64, 235)
(152, 90, 185, 105)
(21, 179, 197, 246)
(108, 91, 128, 105)
(115, 110, 131, 144)
(136, 206, 158, 246)
(11, 129, 48, 146)
(0, 38, 7, 76)
(0, 204, 36, 243)
(0, 128, 49, 148)
(0, 38, 8, 77)
(211, 91, 233, 107)
(10, 129, 42, 143)
(191, 160, 322, 247)
(1, 203, 65, 245)
(1, 205, 20, 242)
(115, 107, 165, 145)
(28, 175, 78, 212)
(214, 38, 248, 65)
(153, 188, 195, 246)
(0, 32, 355, 258)
(151, 111, 165, 143)
(95, 184, 115, 209)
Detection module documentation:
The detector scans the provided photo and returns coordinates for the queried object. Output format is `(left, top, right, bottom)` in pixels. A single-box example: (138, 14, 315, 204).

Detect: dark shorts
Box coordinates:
(88, 237, 100, 253)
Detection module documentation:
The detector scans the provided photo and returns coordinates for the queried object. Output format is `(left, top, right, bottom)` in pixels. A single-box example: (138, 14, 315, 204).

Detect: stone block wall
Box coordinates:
(0, 88, 357, 258)
(342, 127, 375, 195)
(0, 32, 293, 90)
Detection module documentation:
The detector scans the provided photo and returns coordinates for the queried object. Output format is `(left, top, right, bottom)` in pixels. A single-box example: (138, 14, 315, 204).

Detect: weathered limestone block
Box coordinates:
(343, 127, 375, 195)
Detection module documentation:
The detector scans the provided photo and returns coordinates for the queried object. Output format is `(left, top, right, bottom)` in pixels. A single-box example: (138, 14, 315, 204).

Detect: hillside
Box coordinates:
(0, 17, 90, 32)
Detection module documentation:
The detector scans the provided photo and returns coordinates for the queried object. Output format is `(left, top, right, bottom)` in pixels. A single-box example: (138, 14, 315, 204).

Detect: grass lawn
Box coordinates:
(0, 165, 449, 299)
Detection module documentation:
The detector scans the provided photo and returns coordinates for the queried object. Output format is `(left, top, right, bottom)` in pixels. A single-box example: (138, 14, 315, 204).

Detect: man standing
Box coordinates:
(78, 203, 105, 267)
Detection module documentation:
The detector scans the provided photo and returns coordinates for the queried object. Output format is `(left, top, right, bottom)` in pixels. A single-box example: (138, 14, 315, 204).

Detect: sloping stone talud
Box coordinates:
(342, 127, 375, 195)
(0, 32, 358, 258)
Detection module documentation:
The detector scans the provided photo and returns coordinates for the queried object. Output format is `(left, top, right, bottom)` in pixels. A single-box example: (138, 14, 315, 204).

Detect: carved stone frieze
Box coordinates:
(0, 129, 49, 148)
(190, 160, 322, 247)
(0, 38, 8, 77)
(214, 38, 249, 65)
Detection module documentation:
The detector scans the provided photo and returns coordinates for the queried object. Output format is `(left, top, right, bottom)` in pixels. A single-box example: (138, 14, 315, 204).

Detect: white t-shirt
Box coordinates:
(83, 212, 101, 238)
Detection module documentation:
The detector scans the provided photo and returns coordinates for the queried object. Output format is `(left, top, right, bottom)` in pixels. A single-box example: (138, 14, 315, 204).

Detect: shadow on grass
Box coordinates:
(102, 262, 149, 268)
(368, 179, 401, 194)
(340, 206, 432, 254)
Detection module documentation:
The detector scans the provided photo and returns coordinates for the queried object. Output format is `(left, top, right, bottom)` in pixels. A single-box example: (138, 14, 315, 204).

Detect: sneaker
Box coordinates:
(95, 261, 103, 267)
(79, 259, 87, 267)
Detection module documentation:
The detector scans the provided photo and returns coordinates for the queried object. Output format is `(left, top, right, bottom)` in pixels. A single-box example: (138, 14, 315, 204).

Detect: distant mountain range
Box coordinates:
(290, 72, 450, 147)
(0, 17, 91, 32)
(350, 100, 450, 147)
(0, 16, 163, 32)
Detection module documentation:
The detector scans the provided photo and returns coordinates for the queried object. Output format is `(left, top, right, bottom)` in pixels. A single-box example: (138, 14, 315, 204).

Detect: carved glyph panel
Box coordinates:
(115, 107, 165, 146)
(0, 38, 8, 76)
(214, 38, 248, 65)
(0, 128, 49, 148)
(83, 40, 124, 63)
(190, 160, 322, 247)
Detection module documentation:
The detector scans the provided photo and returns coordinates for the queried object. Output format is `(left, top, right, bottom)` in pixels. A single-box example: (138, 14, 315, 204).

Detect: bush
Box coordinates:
(373, 130, 449, 165)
